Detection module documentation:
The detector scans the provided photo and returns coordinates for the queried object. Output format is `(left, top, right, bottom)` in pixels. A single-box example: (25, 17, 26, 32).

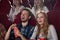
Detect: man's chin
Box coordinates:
(21, 20, 27, 22)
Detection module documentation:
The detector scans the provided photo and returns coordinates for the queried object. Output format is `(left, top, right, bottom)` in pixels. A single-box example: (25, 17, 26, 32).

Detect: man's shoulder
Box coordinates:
(16, 23, 22, 28)
(17, 23, 21, 26)
(28, 24, 34, 28)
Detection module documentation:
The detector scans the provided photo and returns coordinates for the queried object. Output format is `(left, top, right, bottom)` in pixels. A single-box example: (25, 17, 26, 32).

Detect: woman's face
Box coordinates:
(37, 13, 45, 25)
(13, 0, 20, 6)
(34, 0, 42, 6)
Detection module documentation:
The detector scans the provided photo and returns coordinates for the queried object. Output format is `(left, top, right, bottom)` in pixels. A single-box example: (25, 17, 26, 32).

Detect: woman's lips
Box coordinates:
(39, 21, 42, 22)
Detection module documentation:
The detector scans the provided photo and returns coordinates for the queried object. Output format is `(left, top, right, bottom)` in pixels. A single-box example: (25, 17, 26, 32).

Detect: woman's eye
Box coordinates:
(41, 17, 44, 18)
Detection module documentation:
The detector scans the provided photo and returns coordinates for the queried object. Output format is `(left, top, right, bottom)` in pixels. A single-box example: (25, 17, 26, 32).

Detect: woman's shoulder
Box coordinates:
(34, 25, 38, 31)
(35, 25, 38, 28)
(20, 5, 25, 9)
(48, 24, 55, 30)
(43, 6, 48, 9)
(49, 24, 54, 28)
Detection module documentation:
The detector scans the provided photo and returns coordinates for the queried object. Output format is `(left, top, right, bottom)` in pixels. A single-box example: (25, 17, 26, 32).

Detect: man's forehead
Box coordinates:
(22, 10, 29, 14)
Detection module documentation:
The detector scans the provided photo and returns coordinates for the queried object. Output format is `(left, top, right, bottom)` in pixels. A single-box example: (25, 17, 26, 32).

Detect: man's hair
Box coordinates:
(21, 9, 32, 16)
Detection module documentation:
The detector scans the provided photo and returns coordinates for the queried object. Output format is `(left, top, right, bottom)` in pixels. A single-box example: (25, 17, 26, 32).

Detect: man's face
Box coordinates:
(21, 10, 30, 22)
(13, 0, 20, 6)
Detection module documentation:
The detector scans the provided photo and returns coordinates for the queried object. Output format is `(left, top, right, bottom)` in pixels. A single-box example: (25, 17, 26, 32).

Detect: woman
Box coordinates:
(30, 11, 58, 40)
(26, 0, 49, 18)
(34, 0, 49, 14)
(7, 0, 25, 22)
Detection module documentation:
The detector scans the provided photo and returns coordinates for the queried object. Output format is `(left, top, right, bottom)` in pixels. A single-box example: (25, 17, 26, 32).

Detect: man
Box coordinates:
(5, 9, 35, 40)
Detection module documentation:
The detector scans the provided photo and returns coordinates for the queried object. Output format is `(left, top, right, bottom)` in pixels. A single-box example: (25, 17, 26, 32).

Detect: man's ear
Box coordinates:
(29, 16, 31, 19)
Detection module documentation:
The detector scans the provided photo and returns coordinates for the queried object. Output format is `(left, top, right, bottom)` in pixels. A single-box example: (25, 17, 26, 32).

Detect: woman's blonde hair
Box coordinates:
(34, 0, 44, 11)
(36, 11, 49, 37)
